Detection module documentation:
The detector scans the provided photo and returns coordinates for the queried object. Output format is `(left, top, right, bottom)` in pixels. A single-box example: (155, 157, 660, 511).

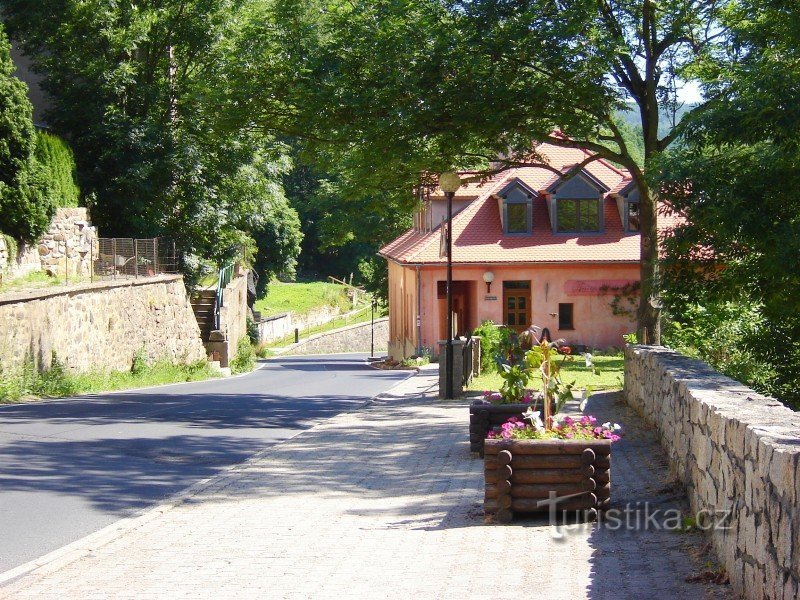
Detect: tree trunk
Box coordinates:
(636, 178, 661, 345)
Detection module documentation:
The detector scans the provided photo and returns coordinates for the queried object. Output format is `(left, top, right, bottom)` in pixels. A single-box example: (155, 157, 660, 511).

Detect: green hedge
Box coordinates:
(35, 131, 79, 208)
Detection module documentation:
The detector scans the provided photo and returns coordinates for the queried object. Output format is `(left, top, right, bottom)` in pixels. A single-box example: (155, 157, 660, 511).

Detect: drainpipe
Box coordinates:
(415, 265, 422, 355)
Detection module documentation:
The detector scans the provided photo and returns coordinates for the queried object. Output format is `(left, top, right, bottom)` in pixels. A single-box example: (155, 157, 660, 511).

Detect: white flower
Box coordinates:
(579, 389, 590, 411)
(522, 407, 544, 431)
(583, 352, 593, 367)
(602, 421, 622, 432)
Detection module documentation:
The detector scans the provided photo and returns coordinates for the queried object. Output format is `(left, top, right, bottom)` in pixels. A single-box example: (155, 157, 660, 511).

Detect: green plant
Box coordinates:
(34, 131, 79, 208)
(0, 23, 53, 243)
(472, 320, 503, 373)
(246, 315, 260, 345)
(230, 337, 256, 374)
(131, 347, 149, 375)
(254, 343, 273, 359)
(1, 233, 17, 265)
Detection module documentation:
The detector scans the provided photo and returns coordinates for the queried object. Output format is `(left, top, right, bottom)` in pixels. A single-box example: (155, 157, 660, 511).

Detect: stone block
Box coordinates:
(768, 449, 797, 504)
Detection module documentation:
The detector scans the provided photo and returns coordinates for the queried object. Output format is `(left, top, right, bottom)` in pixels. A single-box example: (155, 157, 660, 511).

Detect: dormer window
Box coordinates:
(556, 198, 600, 232)
(626, 200, 640, 231)
(504, 198, 531, 234)
(616, 181, 640, 232)
(496, 178, 536, 236)
(545, 169, 609, 234)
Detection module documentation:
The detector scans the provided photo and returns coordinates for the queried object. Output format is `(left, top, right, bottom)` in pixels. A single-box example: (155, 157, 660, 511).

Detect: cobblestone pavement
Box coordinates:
(1, 367, 733, 599)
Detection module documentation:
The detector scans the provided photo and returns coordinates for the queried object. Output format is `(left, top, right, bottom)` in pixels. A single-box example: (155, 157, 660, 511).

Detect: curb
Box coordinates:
(0, 364, 428, 588)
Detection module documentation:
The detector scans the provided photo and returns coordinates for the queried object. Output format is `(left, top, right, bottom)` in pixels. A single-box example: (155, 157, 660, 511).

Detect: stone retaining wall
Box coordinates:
(257, 305, 345, 344)
(0, 207, 96, 281)
(205, 272, 249, 367)
(624, 345, 800, 600)
(284, 318, 388, 356)
(0, 275, 205, 374)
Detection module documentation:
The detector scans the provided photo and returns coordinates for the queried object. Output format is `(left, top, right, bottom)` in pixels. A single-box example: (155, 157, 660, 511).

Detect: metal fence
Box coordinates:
(92, 237, 178, 281)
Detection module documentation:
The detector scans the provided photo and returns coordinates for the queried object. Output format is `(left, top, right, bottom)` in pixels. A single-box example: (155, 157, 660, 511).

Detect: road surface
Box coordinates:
(0, 353, 408, 573)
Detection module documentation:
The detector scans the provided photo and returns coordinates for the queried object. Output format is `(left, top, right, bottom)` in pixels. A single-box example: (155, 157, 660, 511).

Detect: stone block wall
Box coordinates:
(205, 272, 249, 367)
(257, 305, 346, 344)
(0, 275, 205, 374)
(625, 345, 800, 600)
(285, 318, 388, 356)
(0, 207, 96, 281)
(39, 207, 96, 279)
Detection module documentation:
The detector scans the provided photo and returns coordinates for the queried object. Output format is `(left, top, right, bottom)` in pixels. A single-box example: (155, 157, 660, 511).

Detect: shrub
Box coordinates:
(230, 337, 256, 374)
(35, 131, 80, 208)
(0, 25, 54, 242)
(246, 315, 260, 345)
(472, 320, 504, 373)
(131, 347, 149, 375)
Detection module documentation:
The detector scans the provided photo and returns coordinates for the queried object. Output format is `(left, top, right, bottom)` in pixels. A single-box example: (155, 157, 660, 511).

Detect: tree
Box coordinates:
(655, 0, 800, 405)
(0, 23, 52, 243)
(3, 0, 301, 281)
(227, 0, 729, 343)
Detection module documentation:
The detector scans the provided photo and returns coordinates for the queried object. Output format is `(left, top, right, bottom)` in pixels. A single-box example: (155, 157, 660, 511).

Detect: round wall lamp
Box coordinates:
(482, 271, 495, 293)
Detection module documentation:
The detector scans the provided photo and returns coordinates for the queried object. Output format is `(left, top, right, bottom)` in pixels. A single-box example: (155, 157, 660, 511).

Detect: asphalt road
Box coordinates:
(0, 353, 409, 573)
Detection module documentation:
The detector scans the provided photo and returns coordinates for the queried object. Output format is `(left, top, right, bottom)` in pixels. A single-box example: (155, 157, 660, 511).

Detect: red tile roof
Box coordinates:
(381, 141, 657, 265)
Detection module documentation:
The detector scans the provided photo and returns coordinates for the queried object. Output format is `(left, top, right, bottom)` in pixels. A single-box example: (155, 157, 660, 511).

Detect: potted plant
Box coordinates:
(469, 326, 561, 456)
(482, 327, 621, 523)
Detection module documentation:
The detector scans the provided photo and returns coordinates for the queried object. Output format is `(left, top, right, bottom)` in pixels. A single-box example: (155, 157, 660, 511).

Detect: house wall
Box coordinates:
(413, 263, 638, 355)
(387, 260, 419, 359)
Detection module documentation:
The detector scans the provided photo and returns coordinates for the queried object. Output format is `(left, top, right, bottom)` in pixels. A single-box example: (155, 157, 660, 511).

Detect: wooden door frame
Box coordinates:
(503, 281, 532, 332)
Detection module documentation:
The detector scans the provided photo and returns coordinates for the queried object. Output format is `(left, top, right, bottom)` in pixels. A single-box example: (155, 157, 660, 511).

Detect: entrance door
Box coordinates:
(437, 280, 475, 339)
(503, 281, 531, 332)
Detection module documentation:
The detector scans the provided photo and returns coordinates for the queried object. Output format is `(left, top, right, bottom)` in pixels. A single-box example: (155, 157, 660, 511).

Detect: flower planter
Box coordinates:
(469, 400, 555, 456)
(483, 438, 611, 523)
(469, 402, 530, 456)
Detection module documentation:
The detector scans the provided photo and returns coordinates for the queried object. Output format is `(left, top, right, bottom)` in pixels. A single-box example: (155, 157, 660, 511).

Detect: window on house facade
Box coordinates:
(626, 200, 640, 232)
(558, 303, 574, 330)
(556, 198, 600, 232)
(499, 179, 535, 235)
(506, 201, 529, 234)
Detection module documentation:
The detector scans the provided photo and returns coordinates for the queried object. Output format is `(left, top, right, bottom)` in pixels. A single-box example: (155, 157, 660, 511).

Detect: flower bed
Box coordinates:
(469, 402, 530, 456)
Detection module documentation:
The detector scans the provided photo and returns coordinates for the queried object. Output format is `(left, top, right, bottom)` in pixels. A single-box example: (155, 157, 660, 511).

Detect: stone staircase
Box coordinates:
(190, 290, 216, 342)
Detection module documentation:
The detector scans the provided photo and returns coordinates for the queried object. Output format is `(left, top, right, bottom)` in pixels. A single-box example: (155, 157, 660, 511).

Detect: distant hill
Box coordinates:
(616, 103, 698, 138)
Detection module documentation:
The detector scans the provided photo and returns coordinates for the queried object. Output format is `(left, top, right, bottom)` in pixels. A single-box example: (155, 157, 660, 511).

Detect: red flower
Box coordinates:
(559, 346, 572, 355)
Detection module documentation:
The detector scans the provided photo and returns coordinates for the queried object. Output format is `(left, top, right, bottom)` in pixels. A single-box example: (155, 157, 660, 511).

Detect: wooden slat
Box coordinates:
(486, 455, 582, 470)
(485, 439, 612, 456)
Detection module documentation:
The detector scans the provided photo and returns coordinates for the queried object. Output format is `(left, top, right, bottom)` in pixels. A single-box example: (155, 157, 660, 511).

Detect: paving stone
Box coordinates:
(1, 369, 731, 599)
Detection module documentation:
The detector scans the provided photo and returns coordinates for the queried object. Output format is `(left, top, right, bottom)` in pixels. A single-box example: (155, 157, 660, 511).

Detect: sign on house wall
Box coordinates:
(564, 280, 638, 296)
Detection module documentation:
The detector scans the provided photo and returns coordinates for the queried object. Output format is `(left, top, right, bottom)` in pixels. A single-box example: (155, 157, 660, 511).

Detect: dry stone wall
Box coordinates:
(206, 272, 249, 367)
(285, 318, 388, 356)
(0, 207, 96, 281)
(0, 275, 205, 374)
(625, 345, 800, 600)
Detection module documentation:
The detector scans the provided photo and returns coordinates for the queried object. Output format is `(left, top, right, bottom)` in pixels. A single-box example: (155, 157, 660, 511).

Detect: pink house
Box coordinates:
(379, 141, 648, 360)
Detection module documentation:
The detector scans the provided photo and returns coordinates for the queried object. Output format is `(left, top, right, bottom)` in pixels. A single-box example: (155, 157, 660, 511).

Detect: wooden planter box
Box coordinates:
(469, 402, 530, 456)
(469, 400, 555, 456)
(484, 438, 611, 523)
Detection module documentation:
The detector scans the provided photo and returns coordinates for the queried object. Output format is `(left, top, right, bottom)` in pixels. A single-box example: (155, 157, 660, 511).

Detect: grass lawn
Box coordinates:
(0, 271, 70, 294)
(264, 303, 387, 348)
(255, 281, 355, 318)
(467, 353, 625, 394)
(0, 360, 220, 404)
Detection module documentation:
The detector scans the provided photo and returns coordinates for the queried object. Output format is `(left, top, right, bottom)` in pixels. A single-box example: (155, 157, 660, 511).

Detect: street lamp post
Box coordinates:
(439, 171, 462, 399)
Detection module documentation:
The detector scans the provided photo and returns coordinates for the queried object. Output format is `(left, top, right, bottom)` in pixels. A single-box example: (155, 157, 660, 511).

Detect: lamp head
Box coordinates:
(439, 171, 462, 194)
